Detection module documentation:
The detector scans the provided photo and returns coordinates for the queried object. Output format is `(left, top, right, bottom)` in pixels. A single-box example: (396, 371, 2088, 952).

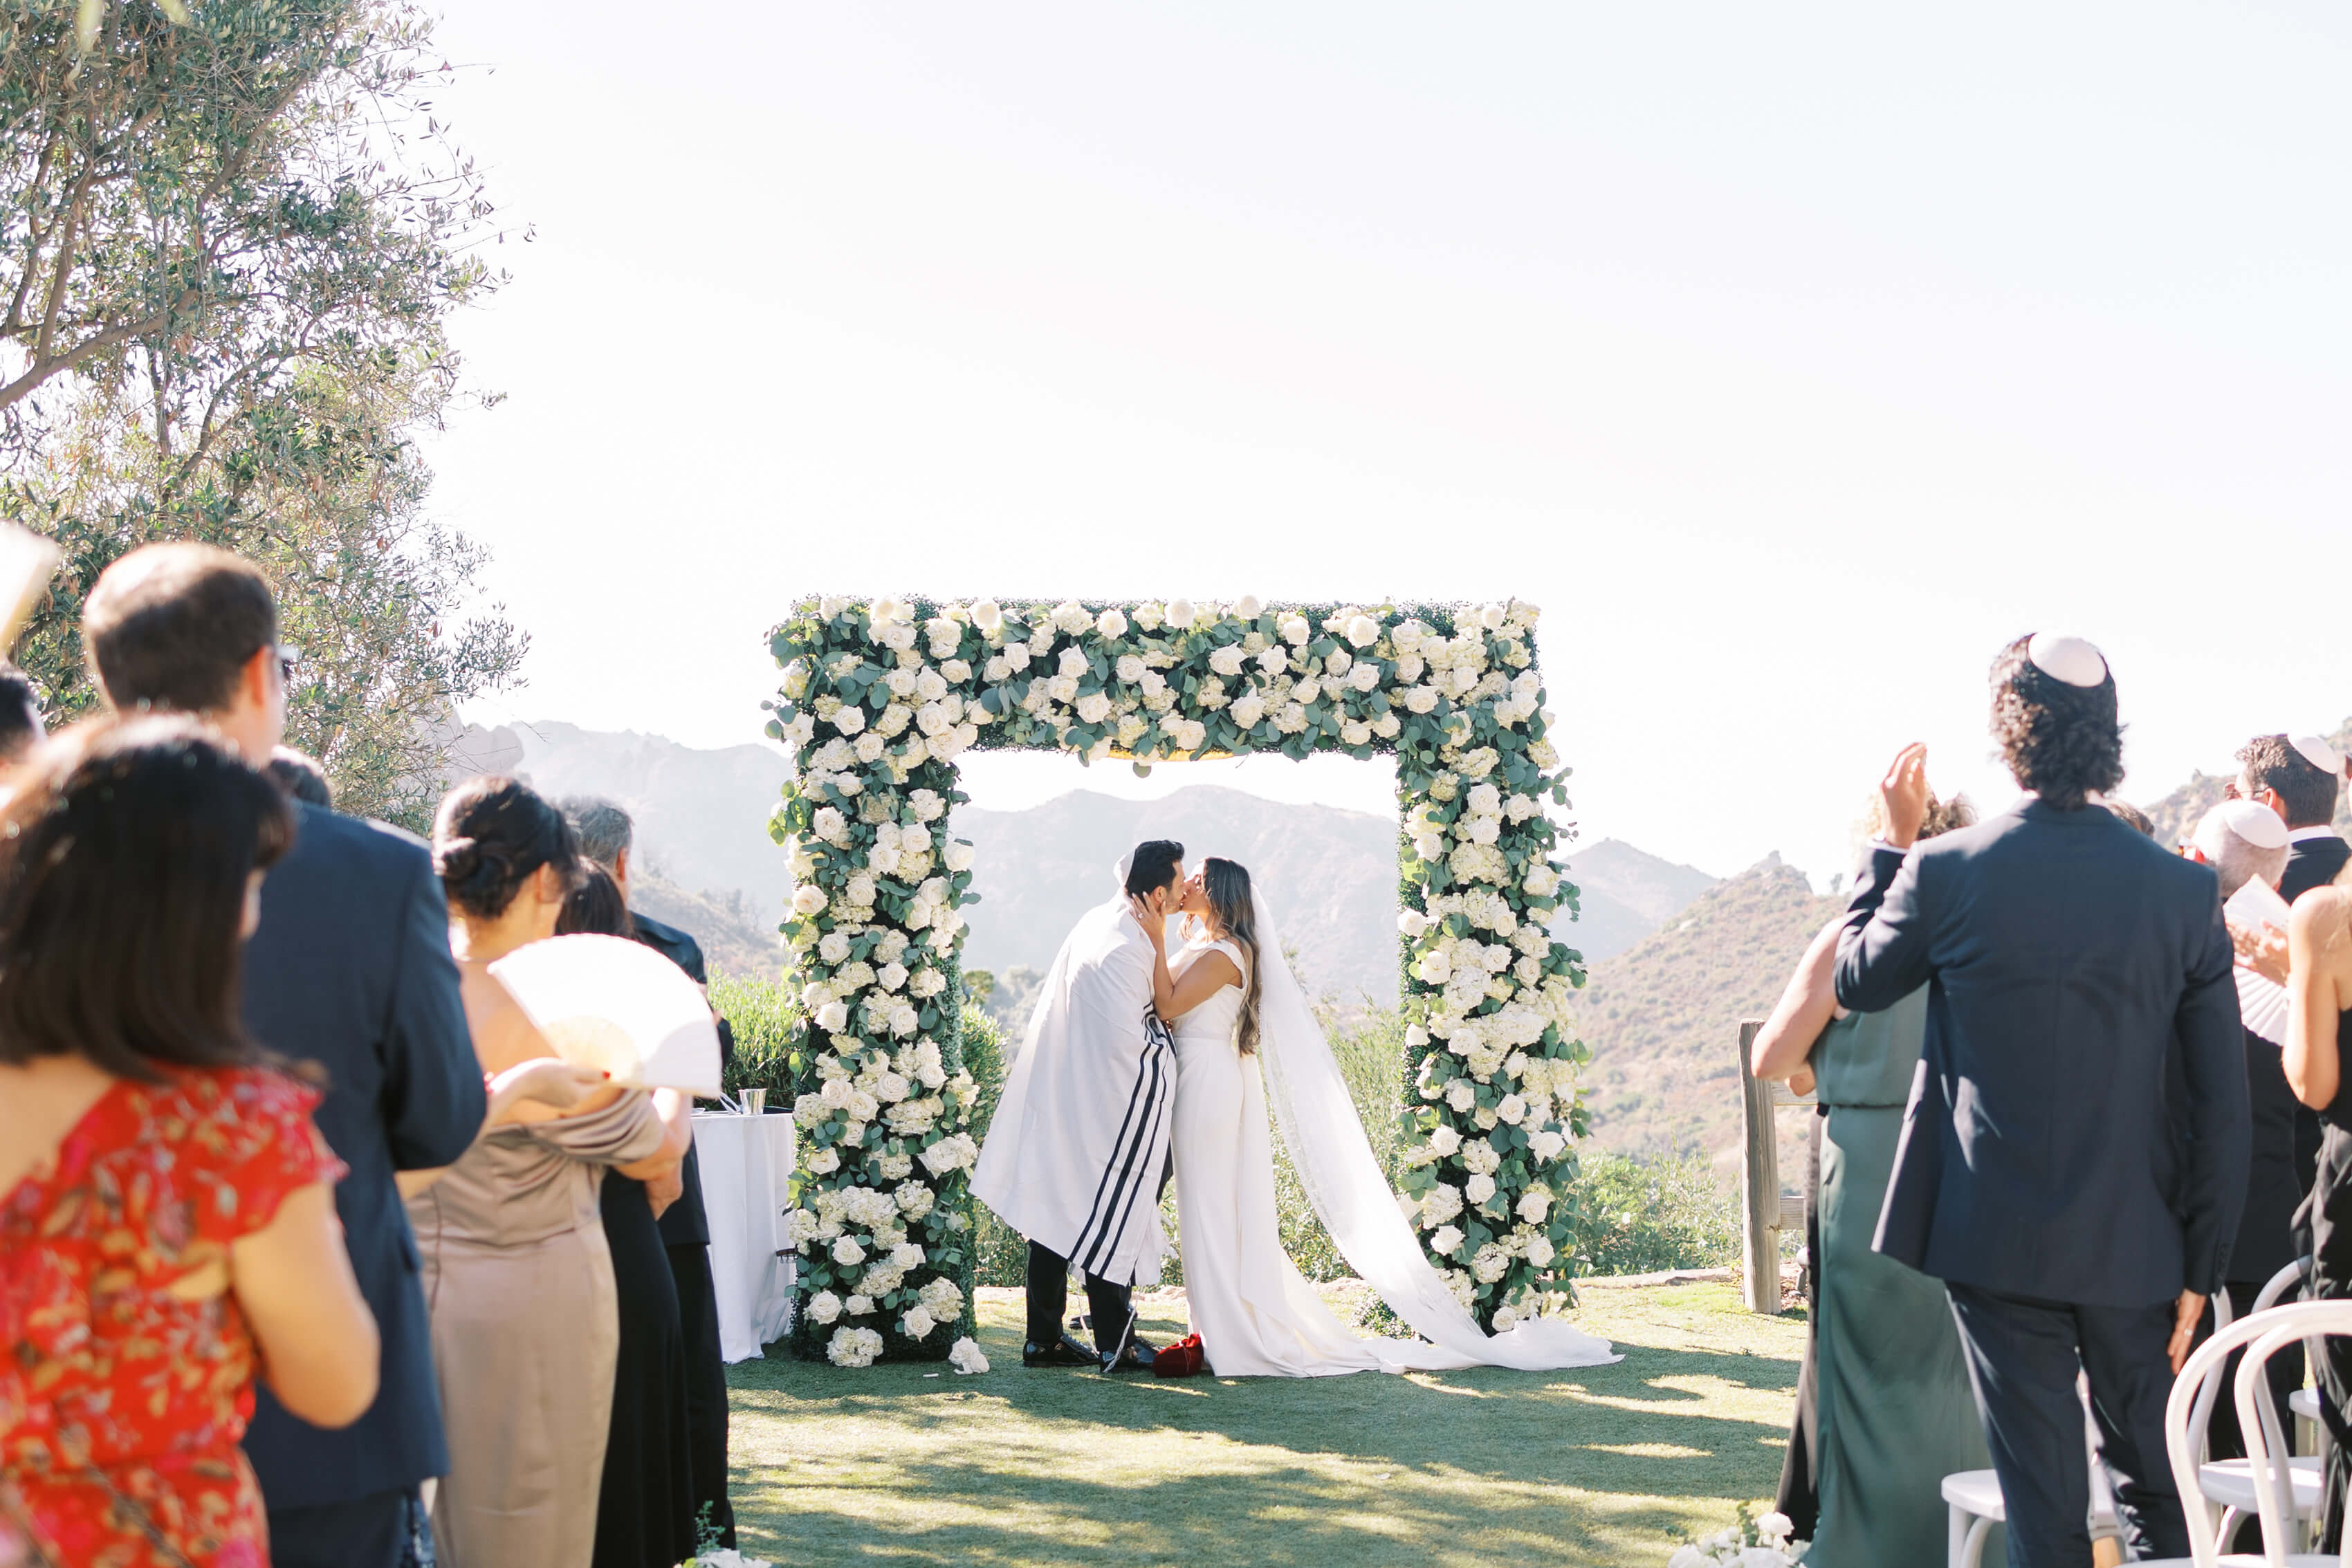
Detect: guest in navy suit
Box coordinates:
(1835, 633, 2248, 1568)
(81, 544, 486, 1568)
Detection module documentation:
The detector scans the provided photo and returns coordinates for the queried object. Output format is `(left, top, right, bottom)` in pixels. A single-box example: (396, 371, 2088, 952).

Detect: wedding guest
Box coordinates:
(2252, 736, 2349, 1181)
(2284, 859, 2352, 1545)
(1835, 634, 2248, 1566)
(267, 744, 333, 809)
(2180, 800, 2300, 1468)
(2239, 733, 2349, 898)
(1751, 786, 1986, 1567)
(556, 863, 699, 1568)
(560, 795, 737, 1549)
(80, 542, 485, 1568)
(412, 779, 690, 1568)
(0, 719, 378, 1568)
(2103, 797, 2156, 837)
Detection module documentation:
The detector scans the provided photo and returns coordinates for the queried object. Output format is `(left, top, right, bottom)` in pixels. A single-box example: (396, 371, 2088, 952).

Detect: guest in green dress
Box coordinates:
(1752, 790, 1990, 1567)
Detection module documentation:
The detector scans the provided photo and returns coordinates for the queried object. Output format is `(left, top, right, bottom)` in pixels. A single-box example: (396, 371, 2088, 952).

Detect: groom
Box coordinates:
(973, 839, 1185, 1372)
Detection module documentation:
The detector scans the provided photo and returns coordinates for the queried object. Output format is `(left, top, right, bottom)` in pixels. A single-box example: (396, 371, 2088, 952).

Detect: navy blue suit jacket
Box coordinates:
(240, 804, 484, 1510)
(1835, 799, 2249, 1305)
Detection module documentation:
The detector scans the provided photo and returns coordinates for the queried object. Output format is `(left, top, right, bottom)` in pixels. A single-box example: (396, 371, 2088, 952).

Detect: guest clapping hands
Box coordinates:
(1832, 636, 2248, 1565)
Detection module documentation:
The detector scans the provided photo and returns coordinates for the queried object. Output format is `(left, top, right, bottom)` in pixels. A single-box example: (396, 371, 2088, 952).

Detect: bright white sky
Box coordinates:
(426, 1, 2351, 887)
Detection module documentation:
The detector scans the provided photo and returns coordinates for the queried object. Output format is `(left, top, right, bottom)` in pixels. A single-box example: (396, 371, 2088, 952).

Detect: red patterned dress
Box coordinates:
(1, 1067, 345, 1568)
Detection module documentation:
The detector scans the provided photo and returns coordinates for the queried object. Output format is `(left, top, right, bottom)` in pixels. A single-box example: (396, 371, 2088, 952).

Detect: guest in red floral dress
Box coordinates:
(0, 719, 383, 1568)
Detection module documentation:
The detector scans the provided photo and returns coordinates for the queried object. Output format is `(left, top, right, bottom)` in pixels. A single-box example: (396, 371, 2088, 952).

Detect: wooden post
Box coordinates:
(1738, 1020, 1781, 1313)
(1739, 1019, 1820, 1314)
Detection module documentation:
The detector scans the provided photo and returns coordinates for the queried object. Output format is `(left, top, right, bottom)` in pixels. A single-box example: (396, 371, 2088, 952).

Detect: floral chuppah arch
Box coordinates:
(764, 595, 1590, 1367)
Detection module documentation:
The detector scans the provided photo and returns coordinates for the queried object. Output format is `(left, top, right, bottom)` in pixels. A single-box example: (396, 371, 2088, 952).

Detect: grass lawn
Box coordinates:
(724, 1280, 1803, 1568)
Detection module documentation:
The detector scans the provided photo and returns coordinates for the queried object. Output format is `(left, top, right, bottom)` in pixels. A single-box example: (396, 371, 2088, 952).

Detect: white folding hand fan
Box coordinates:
(488, 934, 723, 1095)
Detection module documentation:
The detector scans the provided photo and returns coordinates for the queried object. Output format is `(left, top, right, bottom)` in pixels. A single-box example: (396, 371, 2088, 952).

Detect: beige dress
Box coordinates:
(407, 1091, 666, 1568)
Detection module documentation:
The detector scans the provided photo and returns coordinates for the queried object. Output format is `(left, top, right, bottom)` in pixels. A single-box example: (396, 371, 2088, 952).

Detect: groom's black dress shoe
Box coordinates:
(1022, 1334, 1098, 1369)
(1098, 1313, 1158, 1374)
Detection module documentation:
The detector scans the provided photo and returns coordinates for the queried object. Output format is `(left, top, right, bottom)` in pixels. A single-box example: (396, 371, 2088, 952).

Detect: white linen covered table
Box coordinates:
(692, 1111, 796, 1361)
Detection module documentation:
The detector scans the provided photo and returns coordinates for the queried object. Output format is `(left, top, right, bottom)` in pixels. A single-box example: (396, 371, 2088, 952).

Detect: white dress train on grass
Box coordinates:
(1168, 896, 1619, 1378)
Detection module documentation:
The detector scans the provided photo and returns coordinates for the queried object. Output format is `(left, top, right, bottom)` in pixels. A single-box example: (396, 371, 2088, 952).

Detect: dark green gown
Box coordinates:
(1806, 988, 1995, 1567)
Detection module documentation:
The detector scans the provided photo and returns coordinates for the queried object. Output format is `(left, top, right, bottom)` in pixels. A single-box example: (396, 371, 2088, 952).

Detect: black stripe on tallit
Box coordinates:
(1072, 1008, 1176, 1277)
(1086, 1029, 1175, 1278)
(1073, 1031, 1166, 1275)
(1068, 1016, 1159, 1266)
(1078, 1035, 1171, 1279)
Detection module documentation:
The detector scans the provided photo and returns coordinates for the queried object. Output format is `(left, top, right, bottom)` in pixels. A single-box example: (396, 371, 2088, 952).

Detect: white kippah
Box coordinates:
(2197, 799, 2292, 858)
(2292, 734, 2344, 776)
(2026, 632, 2108, 688)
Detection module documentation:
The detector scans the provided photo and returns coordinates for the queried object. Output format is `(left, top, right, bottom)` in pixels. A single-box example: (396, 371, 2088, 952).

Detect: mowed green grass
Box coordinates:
(724, 1282, 1802, 1568)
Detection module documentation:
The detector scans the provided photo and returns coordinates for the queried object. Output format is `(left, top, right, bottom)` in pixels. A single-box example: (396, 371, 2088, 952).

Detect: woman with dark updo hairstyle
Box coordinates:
(407, 778, 692, 1568)
(0, 719, 378, 1568)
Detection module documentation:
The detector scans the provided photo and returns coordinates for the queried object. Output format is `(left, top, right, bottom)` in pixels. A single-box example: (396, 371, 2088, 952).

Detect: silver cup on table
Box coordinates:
(741, 1087, 767, 1115)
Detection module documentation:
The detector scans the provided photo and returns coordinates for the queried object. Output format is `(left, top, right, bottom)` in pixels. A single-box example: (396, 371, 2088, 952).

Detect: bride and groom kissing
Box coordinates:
(971, 839, 1621, 1381)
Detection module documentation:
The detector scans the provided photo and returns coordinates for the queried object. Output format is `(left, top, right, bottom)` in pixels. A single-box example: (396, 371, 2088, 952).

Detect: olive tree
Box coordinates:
(1, 0, 524, 823)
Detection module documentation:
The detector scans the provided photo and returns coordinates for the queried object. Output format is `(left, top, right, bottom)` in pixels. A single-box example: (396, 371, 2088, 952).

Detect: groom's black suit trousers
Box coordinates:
(1026, 1242, 1134, 1351)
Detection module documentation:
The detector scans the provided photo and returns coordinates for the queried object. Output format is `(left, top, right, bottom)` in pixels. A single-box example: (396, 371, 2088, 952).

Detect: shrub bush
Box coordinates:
(1576, 1149, 1740, 1276)
(708, 970, 804, 1103)
(960, 1004, 1036, 1290)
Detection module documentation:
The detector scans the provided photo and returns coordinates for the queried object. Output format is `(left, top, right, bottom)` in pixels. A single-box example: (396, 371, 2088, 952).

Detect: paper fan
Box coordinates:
(488, 934, 722, 1095)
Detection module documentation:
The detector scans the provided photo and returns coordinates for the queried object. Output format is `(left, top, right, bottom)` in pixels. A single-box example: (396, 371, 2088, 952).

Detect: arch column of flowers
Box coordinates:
(764, 596, 1588, 1366)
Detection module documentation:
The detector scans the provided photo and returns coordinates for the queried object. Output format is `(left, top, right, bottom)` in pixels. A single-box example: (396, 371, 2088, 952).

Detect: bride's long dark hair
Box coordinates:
(1200, 857, 1263, 1057)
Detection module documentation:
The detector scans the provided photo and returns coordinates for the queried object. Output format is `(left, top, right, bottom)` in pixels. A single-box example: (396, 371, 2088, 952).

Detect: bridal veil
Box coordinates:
(1247, 886, 1617, 1372)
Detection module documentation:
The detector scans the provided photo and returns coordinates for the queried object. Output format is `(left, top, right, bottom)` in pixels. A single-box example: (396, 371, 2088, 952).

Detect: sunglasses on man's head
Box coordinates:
(276, 645, 302, 683)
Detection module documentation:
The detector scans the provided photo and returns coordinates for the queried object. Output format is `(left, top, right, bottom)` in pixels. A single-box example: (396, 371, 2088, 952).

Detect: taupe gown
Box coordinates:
(408, 1091, 667, 1568)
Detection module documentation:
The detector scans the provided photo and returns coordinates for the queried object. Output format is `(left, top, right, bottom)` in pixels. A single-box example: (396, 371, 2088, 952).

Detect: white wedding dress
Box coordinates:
(1166, 896, 1619, 1378)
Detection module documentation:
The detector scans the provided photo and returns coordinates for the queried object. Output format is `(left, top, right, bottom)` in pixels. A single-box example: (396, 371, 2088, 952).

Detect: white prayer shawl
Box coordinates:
(972, 896, 1176, 1286)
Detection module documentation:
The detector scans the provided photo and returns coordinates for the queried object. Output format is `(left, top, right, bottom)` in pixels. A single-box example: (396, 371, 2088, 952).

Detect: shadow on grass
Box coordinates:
(726, 1291, 1800, 1567)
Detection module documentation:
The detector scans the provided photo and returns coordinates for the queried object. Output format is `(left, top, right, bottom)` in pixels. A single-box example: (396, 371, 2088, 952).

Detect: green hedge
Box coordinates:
(1575, 1150, 1740, 1276)
(709, 970, 805, 1102)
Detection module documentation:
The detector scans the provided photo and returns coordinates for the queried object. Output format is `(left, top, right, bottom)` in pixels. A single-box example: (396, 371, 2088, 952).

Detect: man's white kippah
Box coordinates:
(2198, 799, 2293, 857)
(2026, 632, 2108, 688)
(2292, 735, 2345, 776)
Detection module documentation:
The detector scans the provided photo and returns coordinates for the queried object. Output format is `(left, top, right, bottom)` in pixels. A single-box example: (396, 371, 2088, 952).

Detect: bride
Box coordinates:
(1131, 857, 1617, 1378)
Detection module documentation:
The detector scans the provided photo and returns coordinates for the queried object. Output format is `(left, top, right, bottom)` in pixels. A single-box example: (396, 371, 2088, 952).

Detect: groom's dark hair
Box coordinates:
(1124, 840, 1185, 898)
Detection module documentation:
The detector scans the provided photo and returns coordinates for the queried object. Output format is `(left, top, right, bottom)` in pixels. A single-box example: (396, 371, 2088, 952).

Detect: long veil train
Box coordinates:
(1249, 887, 1618, 1372)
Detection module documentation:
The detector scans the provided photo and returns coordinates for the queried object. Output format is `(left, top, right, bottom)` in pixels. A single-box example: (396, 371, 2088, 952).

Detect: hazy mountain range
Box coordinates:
(458, 720, 1723, 992)
(459, 716, 2351, 1170)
